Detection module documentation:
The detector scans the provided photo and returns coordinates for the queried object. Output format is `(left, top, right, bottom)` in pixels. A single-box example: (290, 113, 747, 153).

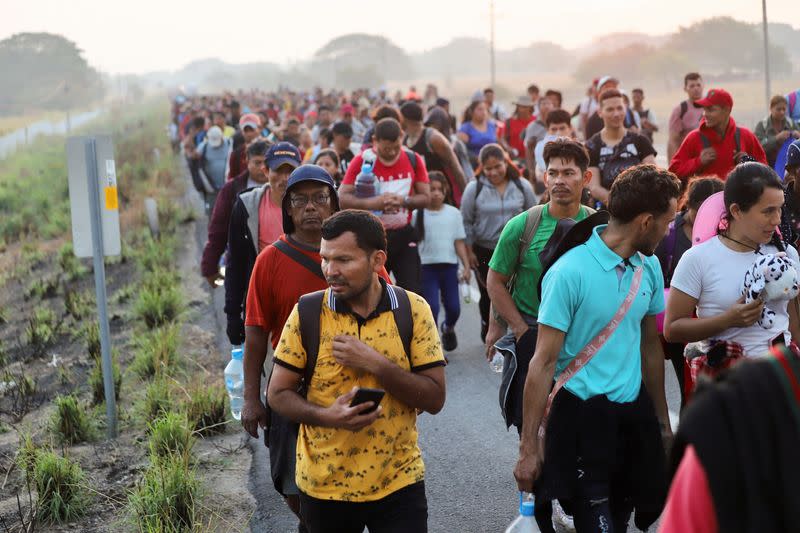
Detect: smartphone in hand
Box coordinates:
(349, 388, 385, 414)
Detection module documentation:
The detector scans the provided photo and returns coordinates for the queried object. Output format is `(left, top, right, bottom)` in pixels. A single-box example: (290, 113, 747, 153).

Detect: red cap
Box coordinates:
(239, 112, 262, 130)
(695, 88, 733, 109)
(341, 104, 354, 114)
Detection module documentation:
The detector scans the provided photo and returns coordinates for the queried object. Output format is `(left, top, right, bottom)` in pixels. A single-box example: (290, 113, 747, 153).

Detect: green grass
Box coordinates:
(127, 455, 199, 532)
(139, 378, 174, 423)
(58, 242, 87, 281)
(33, 451, 89, 524)
(130, 324, 181, 379)
(50, 394, 95, 445)
(0, 101, 179, 245)
(88, 353, 121, 405)
(64, 288, 93, 321)
(134, 281, 183, 329)
(25, 306, 59, 356)
(148, 412, 195, 461)
(183, 384, 227, 437)
(16, 431, 40, 479)
(25, 275, 60, 300)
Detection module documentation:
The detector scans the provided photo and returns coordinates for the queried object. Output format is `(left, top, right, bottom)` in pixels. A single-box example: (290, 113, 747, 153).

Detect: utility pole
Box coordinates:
(489, 0, 496, 88)
(761, 0, 772, 108)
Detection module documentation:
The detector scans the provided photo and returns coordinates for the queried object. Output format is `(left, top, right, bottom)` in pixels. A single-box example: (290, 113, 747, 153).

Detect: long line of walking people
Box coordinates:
(176, 78, 800, 532)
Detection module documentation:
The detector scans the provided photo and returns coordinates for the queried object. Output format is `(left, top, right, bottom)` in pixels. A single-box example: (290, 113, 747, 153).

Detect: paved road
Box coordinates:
(190, 182, 681, 533)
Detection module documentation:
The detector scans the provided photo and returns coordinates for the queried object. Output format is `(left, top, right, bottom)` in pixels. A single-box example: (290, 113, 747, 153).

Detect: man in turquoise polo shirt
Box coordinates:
(514, 164, 680, 532)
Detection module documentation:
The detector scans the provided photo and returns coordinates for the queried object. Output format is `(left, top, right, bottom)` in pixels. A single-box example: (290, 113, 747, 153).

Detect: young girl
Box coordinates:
(313, 149, 342, 187)
(413, 172, 471, 351)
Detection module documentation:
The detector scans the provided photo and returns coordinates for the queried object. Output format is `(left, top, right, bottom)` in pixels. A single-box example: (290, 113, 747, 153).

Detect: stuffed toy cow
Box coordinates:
(741, 252, 800, 329)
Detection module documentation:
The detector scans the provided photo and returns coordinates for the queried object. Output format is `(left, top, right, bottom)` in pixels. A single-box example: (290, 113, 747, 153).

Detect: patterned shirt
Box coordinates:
(273, 281, 445, 501)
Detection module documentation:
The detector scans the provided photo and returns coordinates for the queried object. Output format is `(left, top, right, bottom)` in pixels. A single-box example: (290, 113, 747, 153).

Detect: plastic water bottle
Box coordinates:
(224, 347, 244, 420)
(505, 492, 540, 533)
(460, 280, 471, 303)
(490, 351, 504, 373)
(354, 162, 378, 198)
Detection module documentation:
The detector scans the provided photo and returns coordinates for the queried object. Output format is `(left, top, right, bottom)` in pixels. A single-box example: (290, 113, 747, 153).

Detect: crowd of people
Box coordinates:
(169, 77, 800, 532)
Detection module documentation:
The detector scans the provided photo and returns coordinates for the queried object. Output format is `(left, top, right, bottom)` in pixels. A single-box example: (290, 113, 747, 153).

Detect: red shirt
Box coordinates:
(506, 116, 534, 157)
(257, 190, 283, 252)
(342, 150, 429, 229)
(658, 445, 718, 533)
(668, 117, 767, 181)
(245, 235, 391, 348)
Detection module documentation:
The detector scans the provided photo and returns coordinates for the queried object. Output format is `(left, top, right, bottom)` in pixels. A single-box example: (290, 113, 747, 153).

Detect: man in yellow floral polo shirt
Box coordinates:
(268, 209, 447, 533)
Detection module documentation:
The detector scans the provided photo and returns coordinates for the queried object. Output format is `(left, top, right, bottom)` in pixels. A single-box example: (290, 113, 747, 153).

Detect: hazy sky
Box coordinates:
(4, 0, 795, 74)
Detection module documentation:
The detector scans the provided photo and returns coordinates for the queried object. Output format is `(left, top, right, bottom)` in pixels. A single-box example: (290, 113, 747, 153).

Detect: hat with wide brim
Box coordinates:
(537, 210, 610, 300)
(513, 96, 535, 108)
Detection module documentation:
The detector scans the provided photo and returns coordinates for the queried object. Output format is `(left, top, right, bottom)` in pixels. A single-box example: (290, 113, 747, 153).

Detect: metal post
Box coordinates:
(489, 0, 496, 88)
(85, 138, 118, 438)
(762, 0, 772, 108)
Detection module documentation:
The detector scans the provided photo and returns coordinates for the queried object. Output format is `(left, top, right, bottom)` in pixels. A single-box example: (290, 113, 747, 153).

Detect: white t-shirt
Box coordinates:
(670, 236, 799, 357)
(411, 205, 466, 265)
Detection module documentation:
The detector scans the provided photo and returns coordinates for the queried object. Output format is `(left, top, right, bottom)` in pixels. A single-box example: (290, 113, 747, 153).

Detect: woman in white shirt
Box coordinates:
(665, 162, 800, 360)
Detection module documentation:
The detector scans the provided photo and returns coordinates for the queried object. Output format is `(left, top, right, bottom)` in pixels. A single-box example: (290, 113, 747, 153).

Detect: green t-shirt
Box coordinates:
(488, 204, 589, 317)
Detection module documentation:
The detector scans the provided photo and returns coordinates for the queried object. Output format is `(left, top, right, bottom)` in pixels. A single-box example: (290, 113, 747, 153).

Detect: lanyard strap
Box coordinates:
(538, 265, 644, 441)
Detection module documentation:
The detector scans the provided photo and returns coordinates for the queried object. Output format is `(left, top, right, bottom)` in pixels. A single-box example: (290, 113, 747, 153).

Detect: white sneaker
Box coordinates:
(552, 500, 576, 532)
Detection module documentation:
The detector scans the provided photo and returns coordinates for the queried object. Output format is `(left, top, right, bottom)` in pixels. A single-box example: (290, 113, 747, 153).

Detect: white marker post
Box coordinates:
(66, 135, 120, 438)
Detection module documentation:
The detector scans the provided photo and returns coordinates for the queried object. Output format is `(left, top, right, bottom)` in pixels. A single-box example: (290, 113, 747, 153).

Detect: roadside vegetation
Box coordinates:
(0, 99, 236, 531)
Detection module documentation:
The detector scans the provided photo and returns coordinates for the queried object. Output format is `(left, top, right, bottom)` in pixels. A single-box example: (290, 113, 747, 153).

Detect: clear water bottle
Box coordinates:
(505, 492, 540, 533)
(460, 280, 471, 303)
(354, 162, 377, 198)
(224, 347, 244, 420)
(490, 350, 504, 373)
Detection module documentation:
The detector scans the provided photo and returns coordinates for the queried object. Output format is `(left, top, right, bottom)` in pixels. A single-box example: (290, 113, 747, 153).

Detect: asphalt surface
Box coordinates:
(189, 176, 681, 533)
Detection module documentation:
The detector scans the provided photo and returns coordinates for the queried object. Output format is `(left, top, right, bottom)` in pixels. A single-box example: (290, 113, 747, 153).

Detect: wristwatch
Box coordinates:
(403, 196, 412, 208)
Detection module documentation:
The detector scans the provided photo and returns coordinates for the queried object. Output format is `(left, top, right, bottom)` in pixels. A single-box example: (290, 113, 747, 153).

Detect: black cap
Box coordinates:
(537, 211, 610, 300)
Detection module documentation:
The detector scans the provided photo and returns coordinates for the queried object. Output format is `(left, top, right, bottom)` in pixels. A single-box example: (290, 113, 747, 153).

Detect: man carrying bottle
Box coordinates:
(513, 165, 679, 532)
(339, 118, 431, 294)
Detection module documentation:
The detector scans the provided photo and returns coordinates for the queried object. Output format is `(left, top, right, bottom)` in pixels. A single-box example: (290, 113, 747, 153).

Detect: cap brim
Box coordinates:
(241, 122, 259, 130)
(267, 157, 300, 170)
(694, 98, 713, 107)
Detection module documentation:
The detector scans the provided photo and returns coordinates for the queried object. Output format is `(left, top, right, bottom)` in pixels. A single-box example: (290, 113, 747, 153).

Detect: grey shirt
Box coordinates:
(461, 175, 536, 249)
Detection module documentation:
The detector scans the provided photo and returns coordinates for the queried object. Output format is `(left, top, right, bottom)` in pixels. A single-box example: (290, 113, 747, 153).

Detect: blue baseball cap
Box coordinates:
(265, 142, 302, 170)
(282, 165, 340, 233)
(787, 139, 800, 170)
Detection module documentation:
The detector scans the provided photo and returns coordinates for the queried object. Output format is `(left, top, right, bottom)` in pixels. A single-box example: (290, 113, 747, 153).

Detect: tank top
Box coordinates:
(405, 128, 445, 173)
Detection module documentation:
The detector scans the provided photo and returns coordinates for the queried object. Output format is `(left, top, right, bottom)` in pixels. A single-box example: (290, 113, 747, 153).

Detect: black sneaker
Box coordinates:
(441, 323, 458, 352)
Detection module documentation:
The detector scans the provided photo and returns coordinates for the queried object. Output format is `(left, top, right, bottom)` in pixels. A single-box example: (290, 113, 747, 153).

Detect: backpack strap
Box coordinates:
(273, 239, 325, 281)
(510, 176, 525, 195)
(680, 100, 689, 120)
(388, 285, 413, 362)
(297, 290, 326, 397)
(297, 285, 415, 396)
(538, 259, 645, 442)
(734, 127, 741, 153)
(403, 147, 418, 172)
(699, 132, 711, 149)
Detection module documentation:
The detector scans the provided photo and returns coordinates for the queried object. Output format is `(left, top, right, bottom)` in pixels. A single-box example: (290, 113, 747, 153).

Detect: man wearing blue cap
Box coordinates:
(241, 164, 339, 532)
(225, 142, 302, 346)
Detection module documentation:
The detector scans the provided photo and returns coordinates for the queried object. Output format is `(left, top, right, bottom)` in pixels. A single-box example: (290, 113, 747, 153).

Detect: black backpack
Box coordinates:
(296, 285, 414, 396)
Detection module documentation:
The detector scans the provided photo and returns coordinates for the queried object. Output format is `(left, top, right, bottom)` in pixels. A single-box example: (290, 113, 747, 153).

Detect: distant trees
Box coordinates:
(574, 17, 792, 86)
(0, 33, 104, 116)
(311, 34, 414, 88)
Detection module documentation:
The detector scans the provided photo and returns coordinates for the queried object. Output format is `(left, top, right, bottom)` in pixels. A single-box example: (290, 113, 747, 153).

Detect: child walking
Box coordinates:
(412, 172, 471, 351)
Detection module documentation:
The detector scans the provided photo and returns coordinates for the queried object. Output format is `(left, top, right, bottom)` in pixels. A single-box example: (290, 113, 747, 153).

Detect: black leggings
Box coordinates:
(472, 244, 495, 329)
(386, 225, 422, 295)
